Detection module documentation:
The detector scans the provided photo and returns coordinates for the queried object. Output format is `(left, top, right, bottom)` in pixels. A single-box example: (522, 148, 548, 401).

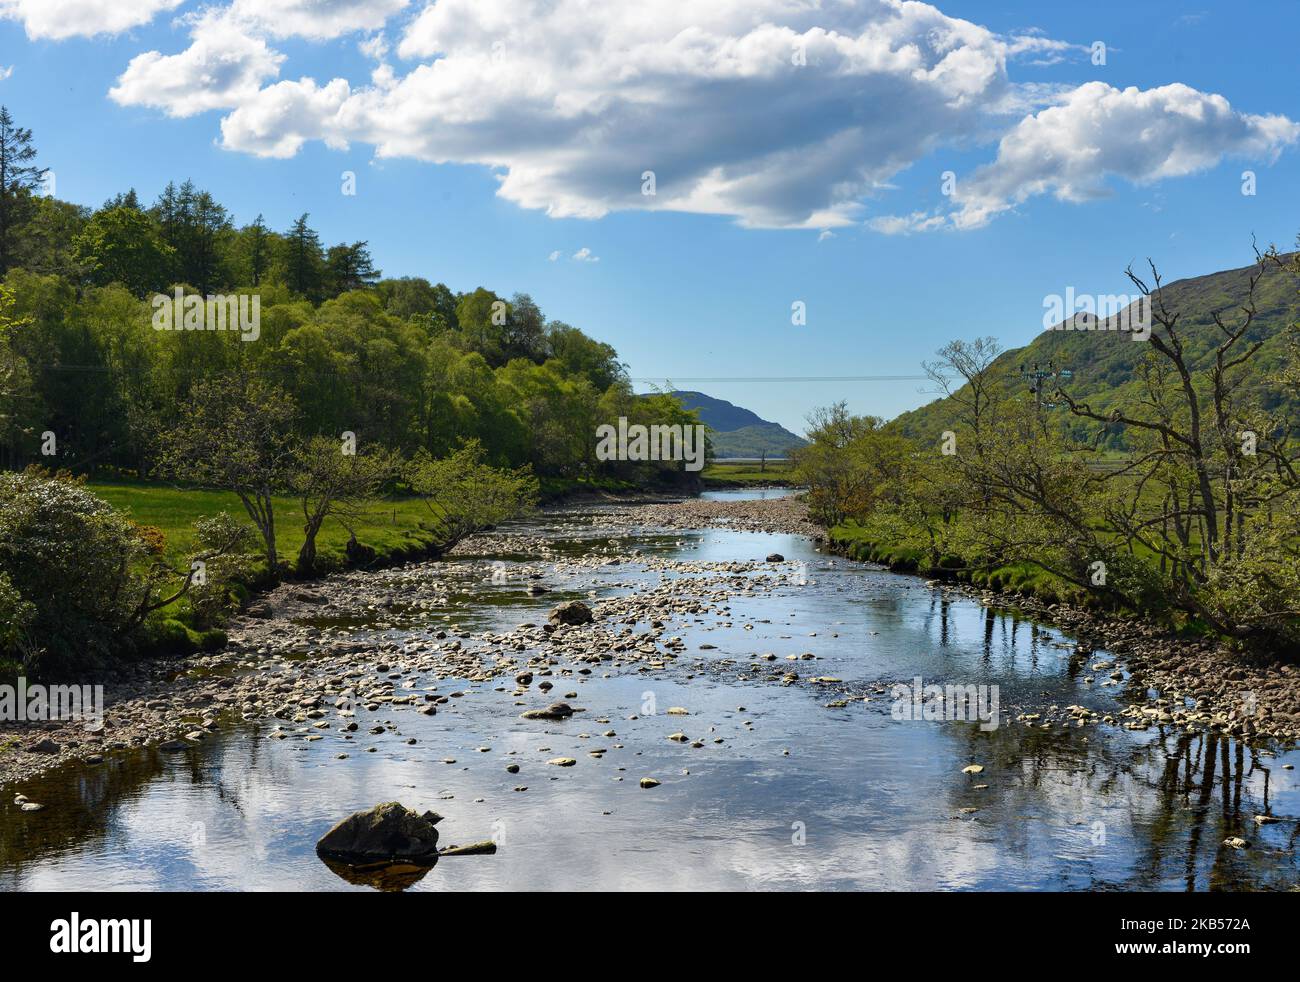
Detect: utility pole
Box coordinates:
(1016, 360, 1073, 410)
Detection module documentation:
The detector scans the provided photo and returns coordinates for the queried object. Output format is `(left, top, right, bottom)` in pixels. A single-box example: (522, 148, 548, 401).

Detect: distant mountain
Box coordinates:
(670, 391, 808, 458)
(889, 255, 1300, 449)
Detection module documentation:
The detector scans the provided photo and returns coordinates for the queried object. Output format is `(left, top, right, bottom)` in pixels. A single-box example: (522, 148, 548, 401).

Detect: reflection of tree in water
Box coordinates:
(944, 720, 1298, 890)
(0, 748, 169, 885)
(0, 722, 289, 886)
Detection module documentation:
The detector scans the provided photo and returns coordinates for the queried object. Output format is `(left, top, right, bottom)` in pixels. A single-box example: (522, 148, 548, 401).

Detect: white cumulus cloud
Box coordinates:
(226, 0, 409, 41)
(947, 82, 1300, 229)
(0, 0, 181, 40)
(109, 10, 285, 118)
(219, 76, 352, 157)
(214, 0, 1048, 228)
(20, 0, 1292, 232)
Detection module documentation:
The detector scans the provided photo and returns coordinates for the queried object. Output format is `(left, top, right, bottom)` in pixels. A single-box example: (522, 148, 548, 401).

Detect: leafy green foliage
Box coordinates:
(807, 251, 1300, 647)
(288, 435, 402, 574)
(0, 470, 154, 669)
(406, 440, 539, 550)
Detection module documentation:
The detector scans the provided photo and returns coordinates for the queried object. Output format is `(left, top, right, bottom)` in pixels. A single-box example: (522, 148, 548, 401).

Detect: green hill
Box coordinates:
(667, 391, 808, 458)
(889, 255, 1300, 448)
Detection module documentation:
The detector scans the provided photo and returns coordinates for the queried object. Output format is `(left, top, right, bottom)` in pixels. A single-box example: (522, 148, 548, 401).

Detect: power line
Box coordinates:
(24, 364, 932, 384)
(630, 375, 929, 383)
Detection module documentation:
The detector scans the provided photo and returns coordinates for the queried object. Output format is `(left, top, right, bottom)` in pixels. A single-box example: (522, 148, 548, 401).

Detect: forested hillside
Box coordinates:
(0, 105, 703, 675)
(0, 104, 698, 484)
(889, 255, 1300, 448)
(669, 390, 807, 457)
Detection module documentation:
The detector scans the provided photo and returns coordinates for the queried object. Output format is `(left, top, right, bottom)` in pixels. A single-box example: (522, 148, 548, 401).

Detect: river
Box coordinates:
(2, 489, 1297, 891)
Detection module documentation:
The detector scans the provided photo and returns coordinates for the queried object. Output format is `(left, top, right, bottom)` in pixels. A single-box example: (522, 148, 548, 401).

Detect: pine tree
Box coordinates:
(285, 213, 324, 300)
(247, 214, 270, 286)
(0, 105, 49, 276)
(326, 241, 380, 296)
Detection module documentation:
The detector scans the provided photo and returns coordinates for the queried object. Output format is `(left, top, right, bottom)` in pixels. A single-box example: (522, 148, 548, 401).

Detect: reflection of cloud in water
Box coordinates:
(4, 513, 1300, 891)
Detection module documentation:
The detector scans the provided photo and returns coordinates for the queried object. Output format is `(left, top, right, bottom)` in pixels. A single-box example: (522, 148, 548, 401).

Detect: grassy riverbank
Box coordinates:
(701, 461, 794, 487)
(828, 521, 1094, 607)
(90, 479, 441, 572)
(85, 474, 693, 644)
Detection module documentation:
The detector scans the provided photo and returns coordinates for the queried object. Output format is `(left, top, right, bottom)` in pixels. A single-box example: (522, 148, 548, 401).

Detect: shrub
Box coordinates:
(0, 470, 154, 671)
(186, 512, 258, 628)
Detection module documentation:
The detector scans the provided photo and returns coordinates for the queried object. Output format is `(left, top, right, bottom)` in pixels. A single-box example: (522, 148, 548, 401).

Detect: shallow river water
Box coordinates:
(2, 490, 1298, 891)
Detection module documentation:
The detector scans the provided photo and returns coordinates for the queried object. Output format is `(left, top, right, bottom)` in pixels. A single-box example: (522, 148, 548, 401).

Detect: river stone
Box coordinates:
(549, 601, 594, 626)
(766, 553, 784, 562)
(521, 702, 574, 721)
(27, 738, 60, 754)
(316, 802, 441, 863)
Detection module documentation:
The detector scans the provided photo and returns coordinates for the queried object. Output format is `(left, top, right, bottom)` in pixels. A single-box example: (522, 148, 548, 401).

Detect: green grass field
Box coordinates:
(702, 460, 795, 485)
(88, 478, 441, 572)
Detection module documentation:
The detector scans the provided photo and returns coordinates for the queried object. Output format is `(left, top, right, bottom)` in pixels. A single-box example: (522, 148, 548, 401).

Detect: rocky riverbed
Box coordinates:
(3, 492, 1297, 793)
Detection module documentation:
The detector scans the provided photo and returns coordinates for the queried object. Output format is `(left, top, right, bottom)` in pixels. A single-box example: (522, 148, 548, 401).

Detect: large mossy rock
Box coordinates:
(315, 802, 441, 864)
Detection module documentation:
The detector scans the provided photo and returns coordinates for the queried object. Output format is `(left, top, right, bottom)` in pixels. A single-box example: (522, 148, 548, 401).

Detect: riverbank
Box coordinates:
(0, 494, 807, 786)
(828, 525, 1300, 745)
(4, 492, 1297, 791)
(700, 461, 795, 489)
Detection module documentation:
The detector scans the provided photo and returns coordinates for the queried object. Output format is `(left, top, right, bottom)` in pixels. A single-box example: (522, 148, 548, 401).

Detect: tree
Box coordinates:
(245, 214, 271, 286)
(406, 440, 539, 551)
(922, 336, 1002, 456)
(9, 195, 88, 278)
(0, 284, 39, 469)
(72, 206, 175, 295)
(288, 435, 401, 574)
(154, 374, 298, 573)
(505, 292, 547, 362)
(1057, 252, 1300, 638)
(150, 180, 232, 293)
(379, 277, 457, 330)
(284, 213, 325, 301)
(791, 403, 911, 526)
(547, 322, 626, 391)
(0, 105, 48, 276)
(325, 241, 380, 296)
(454, 287, 509, 364)
(103, 189, 142, 211)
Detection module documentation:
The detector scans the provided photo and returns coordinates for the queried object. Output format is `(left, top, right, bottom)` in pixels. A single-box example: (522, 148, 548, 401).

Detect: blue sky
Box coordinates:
(2, 0, 1297, 433)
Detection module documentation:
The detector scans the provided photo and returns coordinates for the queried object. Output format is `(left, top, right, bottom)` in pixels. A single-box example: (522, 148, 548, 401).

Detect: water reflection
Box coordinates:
(1, 496, 1296, 891)
(319, 858, 435, 891)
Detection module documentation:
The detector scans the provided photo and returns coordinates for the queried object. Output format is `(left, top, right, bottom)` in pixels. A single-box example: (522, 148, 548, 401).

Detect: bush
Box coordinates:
(186, 512, 257, 628)
(0, 570, 35, 673)
(0, 470, 155, 671)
